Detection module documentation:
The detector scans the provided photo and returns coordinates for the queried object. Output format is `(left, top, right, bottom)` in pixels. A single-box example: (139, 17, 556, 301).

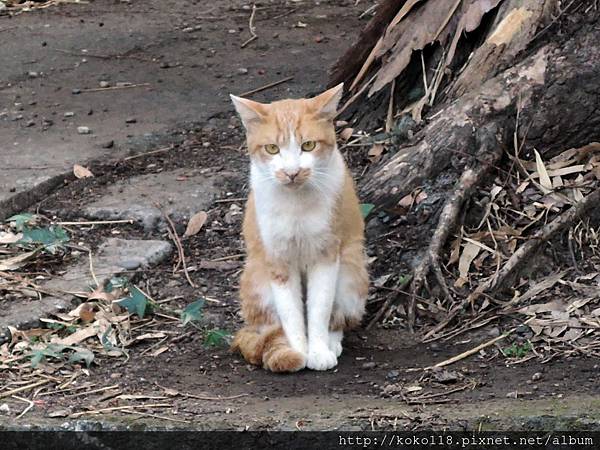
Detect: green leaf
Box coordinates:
(181, 299, 205, 326)
(105, 276, 129, 293)
(19, 225, 69, 253)
(7, 213, 35, 231)
(359, 203, 375, 218)
(116, 286, 148, 318)
(68, 347, 94, 367)
(204, 329, 231, 348)
(29, 344, 66, 368)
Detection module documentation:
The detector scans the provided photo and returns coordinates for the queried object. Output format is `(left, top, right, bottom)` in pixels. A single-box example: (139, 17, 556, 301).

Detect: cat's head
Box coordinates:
(231, 84, 343, 189)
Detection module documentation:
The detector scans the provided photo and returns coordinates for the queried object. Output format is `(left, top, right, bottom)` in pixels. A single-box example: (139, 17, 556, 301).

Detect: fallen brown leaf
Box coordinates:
(73, 164, 94, 179)
(183, 211, 208, 238)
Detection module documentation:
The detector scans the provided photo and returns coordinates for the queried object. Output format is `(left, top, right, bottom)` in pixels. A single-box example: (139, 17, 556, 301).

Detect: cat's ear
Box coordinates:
(230, 95, 267, 129)
(310, 83, 344, 120)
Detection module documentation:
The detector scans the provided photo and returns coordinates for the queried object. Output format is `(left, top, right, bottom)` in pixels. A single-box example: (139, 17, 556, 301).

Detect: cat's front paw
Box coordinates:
(306, 343, 338, 371)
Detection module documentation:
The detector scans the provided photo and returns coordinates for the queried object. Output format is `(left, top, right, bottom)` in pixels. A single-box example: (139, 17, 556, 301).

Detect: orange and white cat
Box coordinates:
(230, 84, 368, 372)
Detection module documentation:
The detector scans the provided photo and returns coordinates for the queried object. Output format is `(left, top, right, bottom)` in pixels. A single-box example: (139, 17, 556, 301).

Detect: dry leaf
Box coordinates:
(0, 232, 22, 244)
(339, 128, 354, 141)
(0, 250, 37, 271)
(54, 325, 98, 346)
(533, 149, 552, 192)
(455, 241, 481, 288)
(183, 211, 208, 238)
(367, 143, 384, 162)
(73, 164, 94, 179)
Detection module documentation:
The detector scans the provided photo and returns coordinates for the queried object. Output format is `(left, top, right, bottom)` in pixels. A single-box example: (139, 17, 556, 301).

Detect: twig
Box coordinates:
(239, 76, 294, 97)
(182, 392, 248, 401)
(426, 318, 534, 369)
(214, 197, 247, 203)
(156, 203, 196, 288)
(122, 145, 174, 161)
(12, 395, 35, 419)
(66, 384, 120, 398)
(81, 83, 151, 93)
(366, 275, 412, 330)
(121, 410, 190, 424)
(0, 380, 49, 399)
(155, 383, 247, 401)
(54, 219, 134, 226)
(70, 403, 171, 418)
(425, 186, 600, 340)
(210, 253, 245, 262)
(241, 3, 258, 48)
(87, 248, 99, 289)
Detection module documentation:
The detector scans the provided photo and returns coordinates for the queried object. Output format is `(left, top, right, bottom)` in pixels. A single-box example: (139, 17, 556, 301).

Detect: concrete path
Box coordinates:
(0, 0, 364, 219)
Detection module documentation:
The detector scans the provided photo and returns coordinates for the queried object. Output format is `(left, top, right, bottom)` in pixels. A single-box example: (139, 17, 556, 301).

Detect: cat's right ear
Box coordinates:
(230, 95, 267, 129)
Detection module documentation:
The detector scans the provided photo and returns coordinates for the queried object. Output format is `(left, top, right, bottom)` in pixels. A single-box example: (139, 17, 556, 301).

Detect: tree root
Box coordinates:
(423, 186, 600, 340)
(407, 127, 502, 331)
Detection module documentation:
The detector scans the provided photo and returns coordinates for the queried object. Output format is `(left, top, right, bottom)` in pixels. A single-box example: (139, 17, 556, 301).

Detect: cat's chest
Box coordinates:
(255, 195, 334, 261)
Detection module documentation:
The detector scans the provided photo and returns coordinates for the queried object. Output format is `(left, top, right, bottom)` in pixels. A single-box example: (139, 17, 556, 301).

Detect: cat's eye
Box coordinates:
(264, 144, 280, 155)
(301, 141, 316, 152)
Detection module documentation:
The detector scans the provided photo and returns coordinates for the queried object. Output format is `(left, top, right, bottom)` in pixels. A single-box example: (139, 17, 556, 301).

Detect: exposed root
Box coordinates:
(423, 186, 600, 340)
(407, 128, 502, 331)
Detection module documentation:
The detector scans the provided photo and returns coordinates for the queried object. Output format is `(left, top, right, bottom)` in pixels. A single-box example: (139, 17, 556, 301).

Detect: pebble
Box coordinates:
(0, 404, 9, 414)
(160, 62, 170, 69)
(99, 81, 110, 88)
(77, 126, 91, 134)
(72, 88, 81, 95)
(28, 71, 39, 78)
(361, 362, 377, 370)
(101, 140, 115, 149)
(125, 117, 137, 124)
(386, 370, 400, 381)
(531, 372, 542, 381)
(237, 67, 249, 75)
(64, 111, 75, 117)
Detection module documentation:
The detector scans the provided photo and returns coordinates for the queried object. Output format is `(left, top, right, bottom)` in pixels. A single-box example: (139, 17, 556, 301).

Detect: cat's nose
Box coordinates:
(286, 170, 300, 181)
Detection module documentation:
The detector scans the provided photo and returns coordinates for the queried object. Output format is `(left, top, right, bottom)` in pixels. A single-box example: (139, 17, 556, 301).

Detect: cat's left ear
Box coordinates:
(310, 83, 344, 120)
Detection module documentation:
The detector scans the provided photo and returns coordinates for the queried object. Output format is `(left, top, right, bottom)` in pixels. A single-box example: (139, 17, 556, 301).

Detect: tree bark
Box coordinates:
(361, 24, 600, 207)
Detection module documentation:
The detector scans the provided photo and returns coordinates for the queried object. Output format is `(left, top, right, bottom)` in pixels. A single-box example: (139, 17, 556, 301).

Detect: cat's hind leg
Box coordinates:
(329, 242, 368, 356)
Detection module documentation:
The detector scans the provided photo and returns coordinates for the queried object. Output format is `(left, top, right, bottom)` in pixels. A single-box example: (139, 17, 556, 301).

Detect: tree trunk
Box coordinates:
(330, 0, 600, 329)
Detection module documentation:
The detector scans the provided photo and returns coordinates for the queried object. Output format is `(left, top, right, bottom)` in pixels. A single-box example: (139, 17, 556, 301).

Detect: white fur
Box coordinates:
(251, 143, 346, 370)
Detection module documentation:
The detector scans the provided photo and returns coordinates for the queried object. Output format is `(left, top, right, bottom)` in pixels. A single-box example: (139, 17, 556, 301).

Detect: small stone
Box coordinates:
(119, 259, 141, 270)
(506, 391, 518, 398)
(28, 71, 39, 78)
(531, 372, 542, 381)
(0, 404, 9, 414)
(72, 88, 81, 95)
(237, 67, 248, 75)
(48, 409, 70, 418)
(101, 140, 115, 149)
(361, 362, 377, 370)
(386, 370, 400, 381)
(110, 372, 121, 379)
(125, 117, 137, 124)
(77, 126, 91, 134)
(26, 120, 35, 127)
(160, 62, 170, 69)
(99, 81, 110, 88)
(64, 111, 75, 117)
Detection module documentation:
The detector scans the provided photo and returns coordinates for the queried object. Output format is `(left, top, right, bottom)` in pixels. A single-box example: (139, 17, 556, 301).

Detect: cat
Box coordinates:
(230, 84, 368, 372)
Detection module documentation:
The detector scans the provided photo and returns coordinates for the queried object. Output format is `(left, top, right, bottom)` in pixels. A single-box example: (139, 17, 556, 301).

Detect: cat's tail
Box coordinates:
(231, 325, 306, 373)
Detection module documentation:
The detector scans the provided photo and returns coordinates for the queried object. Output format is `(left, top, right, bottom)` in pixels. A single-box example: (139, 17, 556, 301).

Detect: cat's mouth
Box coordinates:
(275, 168, 312, 187)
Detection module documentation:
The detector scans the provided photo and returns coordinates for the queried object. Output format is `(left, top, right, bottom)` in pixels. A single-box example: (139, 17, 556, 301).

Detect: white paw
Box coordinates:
(306, 344, 338, 371)
(328, 331, 343, 357)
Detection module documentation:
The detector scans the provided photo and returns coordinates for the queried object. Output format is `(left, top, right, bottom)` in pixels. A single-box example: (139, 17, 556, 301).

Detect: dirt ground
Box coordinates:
(2, 0, 600, 431)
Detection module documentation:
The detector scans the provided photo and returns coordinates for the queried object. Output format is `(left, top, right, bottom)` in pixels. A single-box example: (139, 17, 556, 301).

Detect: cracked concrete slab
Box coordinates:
(0, 0, 359, 221)
(0, 238, 172, 340)
(79, 169, 229, 231)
